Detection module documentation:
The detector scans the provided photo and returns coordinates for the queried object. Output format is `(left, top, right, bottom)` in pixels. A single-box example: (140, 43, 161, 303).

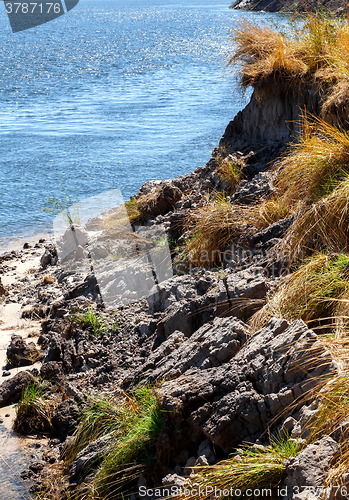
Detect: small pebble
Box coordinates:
(2, 371, 10, 377)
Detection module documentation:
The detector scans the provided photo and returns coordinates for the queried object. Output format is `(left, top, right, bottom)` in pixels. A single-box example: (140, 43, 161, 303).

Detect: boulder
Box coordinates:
(6, 335, 42, 367)
(284, 436, 339, 499)
(156, 318, 336, 458)
(0, 371, 35, 406)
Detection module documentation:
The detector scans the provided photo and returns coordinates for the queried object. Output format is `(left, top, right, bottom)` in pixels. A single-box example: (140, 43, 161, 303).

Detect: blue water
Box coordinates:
(0, 0, 279, 251)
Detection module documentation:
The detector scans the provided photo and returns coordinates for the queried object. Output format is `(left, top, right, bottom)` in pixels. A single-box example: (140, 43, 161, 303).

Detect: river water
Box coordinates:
(0, 0, 284, 252)
(0, 0, 284, 497)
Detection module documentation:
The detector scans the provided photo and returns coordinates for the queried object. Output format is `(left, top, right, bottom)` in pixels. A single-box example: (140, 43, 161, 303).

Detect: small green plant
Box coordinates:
(184, 435, 303, 500)
(43, 182, 80, 227)
(14, 379, 55, 434)
(70, 306, 109, 337)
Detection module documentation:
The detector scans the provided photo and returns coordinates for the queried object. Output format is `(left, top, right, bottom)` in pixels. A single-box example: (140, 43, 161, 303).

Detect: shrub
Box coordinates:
(69, 306, 110, 337)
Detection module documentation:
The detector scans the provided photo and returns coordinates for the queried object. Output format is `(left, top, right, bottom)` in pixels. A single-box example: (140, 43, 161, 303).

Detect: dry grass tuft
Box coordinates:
(275, 116, 349, 207)
(229, 14, 349, 114)
(250, 253, 349, 333)
(183, 191, 292, 267)
(217, 156, 244, 192)
(184, 193, 255, 267)
(279, 177, 349, 260)
(229, 19, 306, 89)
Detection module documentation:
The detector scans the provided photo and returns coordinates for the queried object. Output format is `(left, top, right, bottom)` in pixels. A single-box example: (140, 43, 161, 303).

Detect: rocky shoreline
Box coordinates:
(2, 14, 349, 499)
(230, 0, 347, 14)
(0, 128, 345, 499)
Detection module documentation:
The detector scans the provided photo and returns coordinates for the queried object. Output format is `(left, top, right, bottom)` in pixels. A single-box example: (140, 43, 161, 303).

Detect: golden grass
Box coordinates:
(250, 253, 349, 333)
(279, 177, 349, 260)
(229, 19, 307, 89)
(183, 190, 293, 267)
(229, 14, 349, 113)
(275, 116, 349, 207)
(217, 156, 244, 192)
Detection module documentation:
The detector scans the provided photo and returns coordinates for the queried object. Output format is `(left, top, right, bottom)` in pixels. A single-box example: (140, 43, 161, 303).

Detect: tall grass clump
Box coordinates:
(251, 253, 349, 334)
(264, 116, 349, 261)
(275, 116, 349, 206)
(216, 156, 244, 193)
(184, 435, 302, 500)
(63, 385, 162, 499)
(14, 380, 55, 434)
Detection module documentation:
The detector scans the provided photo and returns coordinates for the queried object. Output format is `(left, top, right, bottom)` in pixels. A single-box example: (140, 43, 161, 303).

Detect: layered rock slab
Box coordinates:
(154, 318, 335, 460)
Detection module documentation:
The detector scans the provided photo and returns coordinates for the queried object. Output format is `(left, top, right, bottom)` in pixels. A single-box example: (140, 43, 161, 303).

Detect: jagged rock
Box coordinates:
(250, 216, 295, 250)
(157, 318, 336, 459)
(40, 361, 63, 379)
(44, 334, 63, 363)
(69, 435, 109, 481)
(0, 371, 35, 405)
(155, 292, 216, 340)
(6, 334, 42, 367)
(284, 437, 339, 499)
(197, 440, 216, 465)
(52, 399, 80, 437)
(215, 267, 269, 319)
(291, 404, 319, 440)
(137, 317, 248, 382)
(231, 172, 275, 205)
(147, 273, 216, 314)
(162, 473, 189, 488)
(40, 244, 58, 268)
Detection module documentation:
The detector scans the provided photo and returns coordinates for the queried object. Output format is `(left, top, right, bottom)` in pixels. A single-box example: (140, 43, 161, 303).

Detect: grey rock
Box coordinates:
(231, 171, 275, 204)
(215, 268, 269, 319)
(0, 371, 35, 406)
(40, 361, 63, 379)
(284, 437, 339, 498)
(162, 473, 189, 488)
(69, 435, 110, 480)
(183, 456, 196, 476)
(138, 317, 248, 382)
(157, 318, 336, 457)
